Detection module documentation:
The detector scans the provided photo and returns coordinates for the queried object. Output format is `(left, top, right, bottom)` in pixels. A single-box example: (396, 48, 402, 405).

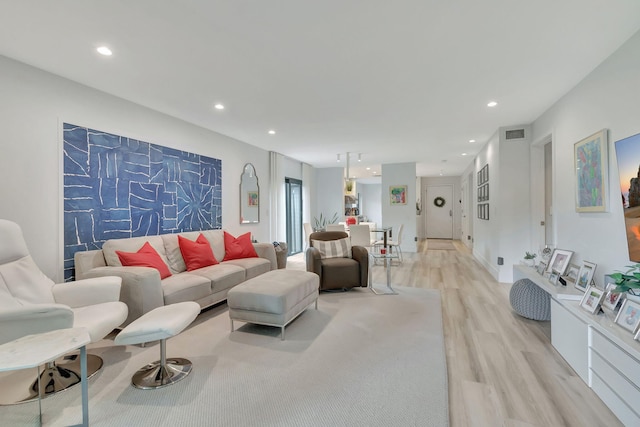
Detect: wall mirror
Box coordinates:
(240, 163, 259, 224)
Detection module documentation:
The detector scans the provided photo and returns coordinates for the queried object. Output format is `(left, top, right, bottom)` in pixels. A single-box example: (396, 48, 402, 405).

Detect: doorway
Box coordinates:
(425, 185, 454, 239)
(285, 178, 303, 255)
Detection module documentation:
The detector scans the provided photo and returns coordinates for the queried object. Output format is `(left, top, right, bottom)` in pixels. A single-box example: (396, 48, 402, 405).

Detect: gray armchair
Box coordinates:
(0, 219, 128, 402)
(306, 231, 369, 291)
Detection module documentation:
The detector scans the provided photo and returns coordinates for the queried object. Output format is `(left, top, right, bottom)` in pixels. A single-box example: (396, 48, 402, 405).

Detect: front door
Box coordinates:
(425, 185, 454, 239)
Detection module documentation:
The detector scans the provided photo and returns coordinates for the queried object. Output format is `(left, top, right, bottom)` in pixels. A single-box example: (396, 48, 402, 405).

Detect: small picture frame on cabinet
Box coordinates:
(575, 261, 597, 293)
(548, 271, 559, 285)
(614, 299, 640, 333)
(536, 261, 547, 275)
(601, 283, 624, 311)
(579, 285, 604, 314)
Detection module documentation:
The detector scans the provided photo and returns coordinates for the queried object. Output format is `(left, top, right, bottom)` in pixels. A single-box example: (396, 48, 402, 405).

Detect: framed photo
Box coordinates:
(536, 261, 547, 275)
(548, 271, 559, 285)
(389, 185, 407, 205)
(563, 264, 580, 283)
(545, 249, 573, 275)
(574, 129, 608, 212)
(614, 299, 640, 333)
(579, 286, 604, 314)
(574, 261, 597, 292)
(602, 283, 624, 311)
(247, 191, 259, 206)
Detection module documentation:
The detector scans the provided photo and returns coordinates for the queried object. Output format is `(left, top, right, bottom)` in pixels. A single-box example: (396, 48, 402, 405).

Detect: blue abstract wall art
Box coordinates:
(63, 123, 222, 280)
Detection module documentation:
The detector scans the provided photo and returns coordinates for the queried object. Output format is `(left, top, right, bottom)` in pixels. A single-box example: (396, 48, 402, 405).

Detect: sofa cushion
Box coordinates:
(223, 232, 258, 261)
(189, 263, 246, 293)
(103, 235, 168, 268)
(224, 257, 272, 280)
(178, 234, 219, 271)
(311, 238, 352, 259)
(116, 242, 172, 279)
(200, 230, 226, 264)
(161, 272, 212, 306)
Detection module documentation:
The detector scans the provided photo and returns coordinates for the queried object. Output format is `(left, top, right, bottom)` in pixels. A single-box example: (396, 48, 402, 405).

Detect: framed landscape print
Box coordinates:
(580, 286, 604, 314)
(614, 299, 640, 333)
(575, 261, 597, 292)
(575, 129, 608, 212)
(545, 249, 573, 275)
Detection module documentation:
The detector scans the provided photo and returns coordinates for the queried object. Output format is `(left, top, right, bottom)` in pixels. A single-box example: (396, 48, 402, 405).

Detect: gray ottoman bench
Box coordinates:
(227, 270, 319, 340)
(509, 278, 550, 321)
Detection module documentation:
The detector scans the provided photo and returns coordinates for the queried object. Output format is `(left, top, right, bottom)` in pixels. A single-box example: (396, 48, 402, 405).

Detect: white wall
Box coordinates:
(471, 132, 500, 278)
(529, 29, 640, 287)
(314, 167, 344, 227)
(0, 56, 272, 281)
(381, 163, 417, 252)
(359, 183, 382, 226)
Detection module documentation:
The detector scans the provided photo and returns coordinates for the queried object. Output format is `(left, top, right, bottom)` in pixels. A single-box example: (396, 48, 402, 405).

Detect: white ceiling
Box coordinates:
(2, 1, 640, 178)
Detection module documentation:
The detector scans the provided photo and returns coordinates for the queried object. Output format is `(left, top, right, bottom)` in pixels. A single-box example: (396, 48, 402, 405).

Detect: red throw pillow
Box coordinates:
(223, 231, 258, 261)
(116, 242, 172, 279)
(178, 234, 218, 271)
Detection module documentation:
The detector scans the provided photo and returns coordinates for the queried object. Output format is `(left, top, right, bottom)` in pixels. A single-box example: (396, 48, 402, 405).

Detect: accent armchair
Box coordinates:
(306, 231, 368, 291)
(0, 219, 128, 402)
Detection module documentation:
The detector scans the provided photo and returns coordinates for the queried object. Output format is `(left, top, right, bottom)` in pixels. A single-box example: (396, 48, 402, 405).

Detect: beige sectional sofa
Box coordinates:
(74, 230, 277, 326)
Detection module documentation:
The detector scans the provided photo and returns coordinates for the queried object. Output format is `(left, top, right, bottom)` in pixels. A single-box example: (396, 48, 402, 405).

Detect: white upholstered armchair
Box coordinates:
(0, 219, 128, 402)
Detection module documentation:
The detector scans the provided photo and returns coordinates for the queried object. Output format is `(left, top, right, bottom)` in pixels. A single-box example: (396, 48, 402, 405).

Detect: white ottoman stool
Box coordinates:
(227, 270, 319, 340)
(114, 301, 200, 389)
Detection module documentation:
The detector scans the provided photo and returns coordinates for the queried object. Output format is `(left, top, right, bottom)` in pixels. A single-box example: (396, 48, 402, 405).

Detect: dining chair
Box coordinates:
(303, 222, 313, 249)
(375, 224, 404, 263)
(326, 224, 346, 232)
(349, 224, 373, 248)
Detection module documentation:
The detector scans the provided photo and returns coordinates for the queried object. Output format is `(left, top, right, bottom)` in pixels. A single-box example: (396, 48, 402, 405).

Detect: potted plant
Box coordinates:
(312, 212, 339, 232)
(609, 264, 640, 300)
(524, 251, 537, 267)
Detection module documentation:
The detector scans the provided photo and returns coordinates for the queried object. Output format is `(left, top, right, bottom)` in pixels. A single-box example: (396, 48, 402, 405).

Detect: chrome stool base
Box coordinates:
(0, 354, 103, 405)
(131, 357, 192, 389)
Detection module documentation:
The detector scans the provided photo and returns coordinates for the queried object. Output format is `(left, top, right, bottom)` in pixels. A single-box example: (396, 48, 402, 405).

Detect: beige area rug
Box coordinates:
(2, 287, 449, 427)
(427, 240, 456, 251)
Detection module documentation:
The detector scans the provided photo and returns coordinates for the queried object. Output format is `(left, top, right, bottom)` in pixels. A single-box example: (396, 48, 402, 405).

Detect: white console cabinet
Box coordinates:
(513, 265, 640, 426)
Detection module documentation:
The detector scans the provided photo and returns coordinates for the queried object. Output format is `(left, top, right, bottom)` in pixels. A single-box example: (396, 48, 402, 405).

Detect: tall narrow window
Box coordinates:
(285, 178, 303, 255)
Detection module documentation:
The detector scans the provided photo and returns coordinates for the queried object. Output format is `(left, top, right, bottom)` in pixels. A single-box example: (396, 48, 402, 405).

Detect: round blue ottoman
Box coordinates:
(509, 279, 550, 321)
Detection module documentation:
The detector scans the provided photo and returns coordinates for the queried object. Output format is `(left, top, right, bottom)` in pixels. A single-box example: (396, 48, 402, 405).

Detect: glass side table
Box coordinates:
(0, 328, 91, 426)
(368, 251, 399, 295)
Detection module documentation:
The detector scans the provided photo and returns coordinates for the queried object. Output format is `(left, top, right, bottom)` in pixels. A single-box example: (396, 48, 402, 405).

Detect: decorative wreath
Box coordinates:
(433, 197, 446, 208)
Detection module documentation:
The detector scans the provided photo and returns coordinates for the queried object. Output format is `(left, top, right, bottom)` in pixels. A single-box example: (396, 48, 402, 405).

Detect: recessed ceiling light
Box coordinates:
(366, 167, 371, 170)
(214, 104, 225, 110)
(462, 153, 467, 156)
(268, 130, 276, 135)
(469, 139, 476, 143)
(96, 46, 112, 56)
(487, 101, 498, 107)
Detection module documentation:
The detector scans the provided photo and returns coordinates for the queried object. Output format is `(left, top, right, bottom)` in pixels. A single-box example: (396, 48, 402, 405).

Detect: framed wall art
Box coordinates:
(389, 185, 407, 205)
(575, 129, 608, 212)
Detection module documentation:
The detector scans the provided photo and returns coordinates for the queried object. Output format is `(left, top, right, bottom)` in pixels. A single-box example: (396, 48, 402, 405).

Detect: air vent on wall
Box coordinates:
(505, 128, 525, 140)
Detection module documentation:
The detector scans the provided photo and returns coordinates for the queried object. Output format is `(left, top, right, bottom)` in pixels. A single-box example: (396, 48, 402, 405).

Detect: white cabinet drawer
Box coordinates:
(590, 351, 640, 414)
(591, 329, 640, 386)
(551, 299, 589, 382)
(591, 373, 640, 426)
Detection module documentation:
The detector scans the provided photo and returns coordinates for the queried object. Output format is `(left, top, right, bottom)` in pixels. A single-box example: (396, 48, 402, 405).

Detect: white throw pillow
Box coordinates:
(311, 238, 352, 259)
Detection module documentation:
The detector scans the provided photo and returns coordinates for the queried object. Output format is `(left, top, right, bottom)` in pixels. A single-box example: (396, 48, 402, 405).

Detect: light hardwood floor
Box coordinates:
(289, 240, 622, 427)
